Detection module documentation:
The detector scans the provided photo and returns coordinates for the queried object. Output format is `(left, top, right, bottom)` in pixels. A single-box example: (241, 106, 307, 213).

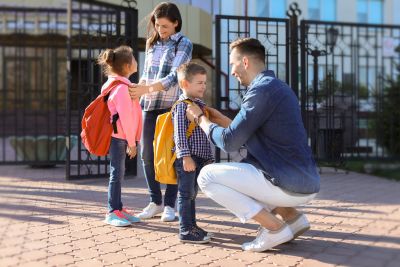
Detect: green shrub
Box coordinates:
(380, 74, 400, 156)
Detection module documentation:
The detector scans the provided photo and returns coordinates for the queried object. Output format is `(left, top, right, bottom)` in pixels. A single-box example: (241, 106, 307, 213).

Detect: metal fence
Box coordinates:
(215, 14, 290, 162)
(0, 7, 68, 167)
(66, 0, 138, 179)
(300, 20, 400, 162)
(0, 1, 138, 179)
(215, 4, 400, 164)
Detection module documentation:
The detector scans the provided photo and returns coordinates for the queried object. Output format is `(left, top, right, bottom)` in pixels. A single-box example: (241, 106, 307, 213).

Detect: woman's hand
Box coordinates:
(186, 103, 203, 123)
(128, 84, 148, 99)
(183, 156, 196, 172)
(126, 145, 137, 159)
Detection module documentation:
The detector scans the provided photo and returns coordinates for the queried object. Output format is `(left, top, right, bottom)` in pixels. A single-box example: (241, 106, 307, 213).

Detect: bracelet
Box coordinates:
(194, 113, 205, 125)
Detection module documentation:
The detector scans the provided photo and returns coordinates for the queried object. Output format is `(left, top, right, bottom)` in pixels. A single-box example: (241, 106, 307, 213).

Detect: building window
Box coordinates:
(395, 0, 400, 24)
(269, 0, 286, 18)
(173, 0, 212, 13)
(308, 0, 336, 21)
(220, 0, 238, 15)
(357, 0, 383, 23)
(247, 0, 286, 18)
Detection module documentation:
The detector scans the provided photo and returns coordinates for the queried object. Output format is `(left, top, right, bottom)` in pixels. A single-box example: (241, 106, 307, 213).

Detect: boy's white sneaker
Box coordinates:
(161, 206, 176, 222)
(287, 213, 310, 240)
(241, 225, 293, 252)
(137, 202, 164, 219)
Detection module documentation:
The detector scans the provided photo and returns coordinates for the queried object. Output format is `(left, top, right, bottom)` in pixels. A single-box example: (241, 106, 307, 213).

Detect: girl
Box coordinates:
(98, 45, 142, 227)
(129, 2, 193, 222)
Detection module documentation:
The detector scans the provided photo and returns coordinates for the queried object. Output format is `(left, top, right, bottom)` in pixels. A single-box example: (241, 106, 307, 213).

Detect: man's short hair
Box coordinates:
(229, 37, 265, 64)
(177, 62, 207, 82)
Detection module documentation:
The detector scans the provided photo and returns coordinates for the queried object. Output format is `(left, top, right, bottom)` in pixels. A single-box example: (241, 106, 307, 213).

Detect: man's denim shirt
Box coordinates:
(207, 70, 320, 194)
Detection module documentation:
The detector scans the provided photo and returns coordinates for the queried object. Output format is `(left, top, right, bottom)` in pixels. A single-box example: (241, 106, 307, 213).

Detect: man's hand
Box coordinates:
(183, 156, 196, 172)
(126, 145, 137, 159)
(205, 106, 232, 128)
(128, 84, 148, 99)
(186, 103, 203, 123)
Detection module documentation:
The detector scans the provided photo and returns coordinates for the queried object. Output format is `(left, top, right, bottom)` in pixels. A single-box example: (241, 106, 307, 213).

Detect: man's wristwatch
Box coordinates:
(194, 113, 205, 125)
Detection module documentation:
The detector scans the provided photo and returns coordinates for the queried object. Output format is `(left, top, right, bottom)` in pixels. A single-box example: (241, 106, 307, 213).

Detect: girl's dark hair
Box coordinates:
(97, 45, 133, 76)
(146, 2, 182, 50)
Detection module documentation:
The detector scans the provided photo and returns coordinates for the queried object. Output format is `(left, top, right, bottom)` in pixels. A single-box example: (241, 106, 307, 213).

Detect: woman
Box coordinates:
(129, 2, 192, 222)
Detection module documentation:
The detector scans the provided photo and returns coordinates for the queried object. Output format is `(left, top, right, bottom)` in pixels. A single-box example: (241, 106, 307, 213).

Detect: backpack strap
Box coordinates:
(174, 36, 184, 55)
(101, 80, 130, 134)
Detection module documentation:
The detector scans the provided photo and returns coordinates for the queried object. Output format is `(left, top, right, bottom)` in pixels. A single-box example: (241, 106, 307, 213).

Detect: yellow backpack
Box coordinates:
(153, 99, 200, 185)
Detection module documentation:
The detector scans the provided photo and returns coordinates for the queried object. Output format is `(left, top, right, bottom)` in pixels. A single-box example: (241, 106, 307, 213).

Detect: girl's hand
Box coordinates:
(183, 156, 196, 172)
(126, 145, 137, 159)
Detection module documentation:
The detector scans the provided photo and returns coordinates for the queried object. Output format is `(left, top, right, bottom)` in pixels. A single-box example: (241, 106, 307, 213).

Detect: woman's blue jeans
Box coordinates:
(174, 156, 209, 233)
(108, 137, 127, 213)
(141, 109, 178, 208)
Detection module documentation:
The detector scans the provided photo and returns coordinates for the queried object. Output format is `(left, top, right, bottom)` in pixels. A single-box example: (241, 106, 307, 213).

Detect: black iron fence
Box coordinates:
(0, 7, 68, 167)
(0, 1, 138, 179)
(214, 14, 290, 162)
(301, 20, 400, 162)
(66, 0, 138, 179)
(215, 4, 400, 164)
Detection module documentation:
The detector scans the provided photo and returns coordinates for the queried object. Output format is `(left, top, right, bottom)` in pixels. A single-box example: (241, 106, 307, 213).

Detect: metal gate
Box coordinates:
(215, 4, 400, 164)
(215, 14, 291, 162)
(0, 7, 69, 167)
(300, 20, 400, 162)
(66, 0, 138, 179)
(0, 1, 138, 179)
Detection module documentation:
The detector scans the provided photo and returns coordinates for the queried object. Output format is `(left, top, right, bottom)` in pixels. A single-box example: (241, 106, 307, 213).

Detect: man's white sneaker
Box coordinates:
(287, 213, 310, 240)
(160, 206, 176, 222)
(241, 225, 293, 252)
(137, 202, 164, 219)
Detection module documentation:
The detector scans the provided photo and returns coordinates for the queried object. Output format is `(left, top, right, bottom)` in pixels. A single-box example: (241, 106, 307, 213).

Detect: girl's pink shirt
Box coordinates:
(101, 75, 142, 147)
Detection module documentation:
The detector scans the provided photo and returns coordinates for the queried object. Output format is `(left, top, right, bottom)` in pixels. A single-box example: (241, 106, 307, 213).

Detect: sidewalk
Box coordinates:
(0, 165, 399, 267)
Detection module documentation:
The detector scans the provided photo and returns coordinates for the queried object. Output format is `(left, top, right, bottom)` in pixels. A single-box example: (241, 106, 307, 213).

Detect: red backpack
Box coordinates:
(80, 80, 128, 156)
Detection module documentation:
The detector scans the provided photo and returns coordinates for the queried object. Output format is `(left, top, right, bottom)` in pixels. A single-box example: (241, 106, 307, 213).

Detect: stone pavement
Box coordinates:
(0, 165, 399, 267)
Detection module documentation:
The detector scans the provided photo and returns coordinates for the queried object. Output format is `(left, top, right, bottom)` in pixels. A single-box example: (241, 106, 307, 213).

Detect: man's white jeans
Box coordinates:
(198, 162, 317, 223)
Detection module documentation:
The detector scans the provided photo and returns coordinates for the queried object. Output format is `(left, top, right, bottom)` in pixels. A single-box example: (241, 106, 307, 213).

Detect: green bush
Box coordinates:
(380, 74, 400, 156)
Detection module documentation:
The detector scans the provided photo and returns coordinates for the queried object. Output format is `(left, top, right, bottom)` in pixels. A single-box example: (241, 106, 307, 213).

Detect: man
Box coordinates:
(186, 37, 320, 252)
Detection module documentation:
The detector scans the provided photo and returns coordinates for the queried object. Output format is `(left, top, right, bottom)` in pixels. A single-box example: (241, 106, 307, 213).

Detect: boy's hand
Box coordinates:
(126, 145, 137, 159)
(183, 156, 196, 172)
(186, 103, 203, 123)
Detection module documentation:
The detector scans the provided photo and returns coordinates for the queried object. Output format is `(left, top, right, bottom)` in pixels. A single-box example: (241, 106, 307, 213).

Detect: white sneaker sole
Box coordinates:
(287, 214, 310, 241)
(241, 227, 293, 252)
(160, 216, 176, 222)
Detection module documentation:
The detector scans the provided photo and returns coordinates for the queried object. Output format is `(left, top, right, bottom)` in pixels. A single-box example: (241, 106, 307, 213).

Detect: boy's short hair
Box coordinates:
(177, 62, 207, 83)
(229, 37, 265, 64)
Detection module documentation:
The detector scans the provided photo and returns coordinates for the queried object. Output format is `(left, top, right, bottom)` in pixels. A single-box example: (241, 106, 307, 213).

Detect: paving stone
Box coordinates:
(19, 249, 48, 262)
(68, 248, 101, 259)
(46, 254, 75, 266)
(159, 260, 193, 267)
(128, 256, 160, 267)
(1, 165, 400, 267)
(98, 252, 129, 265)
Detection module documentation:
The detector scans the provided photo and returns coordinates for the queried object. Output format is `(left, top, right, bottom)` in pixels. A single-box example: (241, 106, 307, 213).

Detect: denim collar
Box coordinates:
(248, 69, 276, 88)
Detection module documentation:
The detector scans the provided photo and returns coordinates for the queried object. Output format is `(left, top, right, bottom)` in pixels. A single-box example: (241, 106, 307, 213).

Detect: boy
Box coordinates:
(173, 62, 214, 243)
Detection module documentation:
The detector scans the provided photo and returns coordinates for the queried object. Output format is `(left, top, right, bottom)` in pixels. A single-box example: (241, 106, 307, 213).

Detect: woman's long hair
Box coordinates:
(146, 2, 182, 50)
